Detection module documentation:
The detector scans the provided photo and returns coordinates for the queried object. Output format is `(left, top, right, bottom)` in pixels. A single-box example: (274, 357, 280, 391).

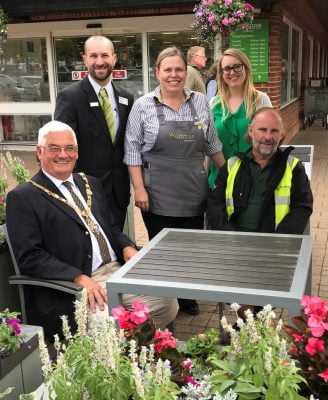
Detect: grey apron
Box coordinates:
(142, 98, 208, 217)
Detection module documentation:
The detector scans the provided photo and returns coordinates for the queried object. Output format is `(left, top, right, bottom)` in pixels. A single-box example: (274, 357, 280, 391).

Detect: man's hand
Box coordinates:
(123, 245, 138, 262)
(74, 274, 107, 313)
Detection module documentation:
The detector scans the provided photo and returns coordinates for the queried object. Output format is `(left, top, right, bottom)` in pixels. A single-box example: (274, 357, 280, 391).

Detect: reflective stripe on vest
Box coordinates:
(225, 154, 299, 228)
(274, 155, 299, 228)
(225, 156, 242, 218)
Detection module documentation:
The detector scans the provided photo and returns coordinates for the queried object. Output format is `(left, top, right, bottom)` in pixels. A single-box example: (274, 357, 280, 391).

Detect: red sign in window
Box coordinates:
(72, 71, 89, 80)
(112, 70, 127, 79)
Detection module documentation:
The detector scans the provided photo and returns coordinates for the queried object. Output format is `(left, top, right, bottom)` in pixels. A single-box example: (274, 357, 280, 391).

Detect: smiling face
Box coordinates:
(220, 55, 247, 89)
(248, 110, 285, 161)
(83, 37, 117, 85)
(156, 55, 187, 96)
(37, 130, 78, 180)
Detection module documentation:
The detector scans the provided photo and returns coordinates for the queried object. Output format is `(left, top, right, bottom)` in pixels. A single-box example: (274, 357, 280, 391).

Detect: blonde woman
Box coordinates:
(208, 48, 272, 188)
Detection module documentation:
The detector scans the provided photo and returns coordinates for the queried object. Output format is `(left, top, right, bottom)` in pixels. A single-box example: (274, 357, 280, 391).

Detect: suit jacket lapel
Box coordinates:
(33, 170, 85, 228)
(81, 78, 112, 144)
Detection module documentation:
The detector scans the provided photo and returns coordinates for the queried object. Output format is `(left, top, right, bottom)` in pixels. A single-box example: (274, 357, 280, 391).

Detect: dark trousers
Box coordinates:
(141, 212, 204, 240)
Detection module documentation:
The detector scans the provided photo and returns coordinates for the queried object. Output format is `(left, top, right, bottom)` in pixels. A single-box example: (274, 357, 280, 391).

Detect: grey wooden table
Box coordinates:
(107, 229, 312, 321)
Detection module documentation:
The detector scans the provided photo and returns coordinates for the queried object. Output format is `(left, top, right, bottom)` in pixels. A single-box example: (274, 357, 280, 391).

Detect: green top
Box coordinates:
(208, 98, 251, 188)
(237, 151, 273, 232)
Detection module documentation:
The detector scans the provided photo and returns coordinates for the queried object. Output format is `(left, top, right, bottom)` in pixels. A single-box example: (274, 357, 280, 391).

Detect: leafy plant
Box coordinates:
(0, 309, 25, 358)
(0, 151, 29, 244)
(36, 290, 181, 400)
(182, 329, 220, 361)
(285, 295, 328, 399)
(208, 304, 307, 399)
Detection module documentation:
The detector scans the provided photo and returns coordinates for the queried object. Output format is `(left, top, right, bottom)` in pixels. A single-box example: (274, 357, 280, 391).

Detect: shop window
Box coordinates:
(0, 114, 51, 142)
(0, 38, 49, 102)
(281, 19, 302, 106)
(147, 31, 214, 91)
(54, 35, 142, 97)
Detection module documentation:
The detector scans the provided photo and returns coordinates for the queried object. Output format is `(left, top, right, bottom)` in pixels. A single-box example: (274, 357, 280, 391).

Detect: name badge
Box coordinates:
(90, 102, 99, 107)
(119, 96, 128, 106)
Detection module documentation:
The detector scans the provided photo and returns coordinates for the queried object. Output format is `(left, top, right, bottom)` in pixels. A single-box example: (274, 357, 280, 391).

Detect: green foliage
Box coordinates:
(0, 151, 30, 243)
(182, 328, 220, 361)
(208, 306, 307, 399)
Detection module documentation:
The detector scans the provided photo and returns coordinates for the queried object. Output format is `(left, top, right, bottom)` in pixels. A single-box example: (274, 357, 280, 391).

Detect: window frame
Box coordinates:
(281, 17, 303, 107)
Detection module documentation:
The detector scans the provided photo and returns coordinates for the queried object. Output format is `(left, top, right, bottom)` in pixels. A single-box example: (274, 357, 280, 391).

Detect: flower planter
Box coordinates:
(0, 325, 43, 399)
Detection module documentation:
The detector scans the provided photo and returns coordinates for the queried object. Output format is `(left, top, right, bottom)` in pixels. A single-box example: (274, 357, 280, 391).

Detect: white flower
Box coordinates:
(230, 303, 241, 313)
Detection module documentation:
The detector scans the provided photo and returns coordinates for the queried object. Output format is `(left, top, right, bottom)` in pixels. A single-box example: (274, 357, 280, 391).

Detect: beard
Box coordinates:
(88, 63, 113, 82)
(252, 137, 279, 158)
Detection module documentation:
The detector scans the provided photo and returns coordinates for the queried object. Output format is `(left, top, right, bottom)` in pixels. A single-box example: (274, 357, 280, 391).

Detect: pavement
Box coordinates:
(5, 120, 328, 341)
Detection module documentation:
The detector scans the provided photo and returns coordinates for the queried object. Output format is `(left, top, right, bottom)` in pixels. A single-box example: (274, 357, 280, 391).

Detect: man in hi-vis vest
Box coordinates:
(207, 107, 313, 234)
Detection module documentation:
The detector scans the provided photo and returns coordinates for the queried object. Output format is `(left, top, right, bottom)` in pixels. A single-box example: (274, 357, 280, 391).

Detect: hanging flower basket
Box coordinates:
(190, 0, 255, 44)
(0, 9, 8, 42)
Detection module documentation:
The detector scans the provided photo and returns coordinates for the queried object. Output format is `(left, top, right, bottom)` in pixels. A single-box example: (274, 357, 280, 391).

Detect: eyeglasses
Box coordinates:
(40, 145, 78, 155)
(221, 63, 244, 75)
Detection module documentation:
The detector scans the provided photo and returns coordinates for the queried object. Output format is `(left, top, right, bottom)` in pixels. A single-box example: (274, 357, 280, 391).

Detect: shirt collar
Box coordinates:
(88, 74, 113, 97)
(153, 85, 192, 103)
(42, 169, 74, 189)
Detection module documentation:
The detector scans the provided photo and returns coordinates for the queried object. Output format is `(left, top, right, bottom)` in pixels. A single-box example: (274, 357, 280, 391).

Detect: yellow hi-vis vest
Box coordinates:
(225, 155, 299, 229)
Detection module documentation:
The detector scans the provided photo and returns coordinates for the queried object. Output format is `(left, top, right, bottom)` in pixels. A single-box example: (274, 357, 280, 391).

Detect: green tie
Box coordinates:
(99, 88, 116, 143)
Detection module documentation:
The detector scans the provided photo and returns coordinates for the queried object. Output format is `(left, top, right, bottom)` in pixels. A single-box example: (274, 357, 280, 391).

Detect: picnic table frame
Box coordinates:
(107, 229, 312, 322)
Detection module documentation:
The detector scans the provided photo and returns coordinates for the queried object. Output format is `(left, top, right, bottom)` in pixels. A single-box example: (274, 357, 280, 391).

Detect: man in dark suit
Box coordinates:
(6, 121, 178, 339)
(54, 35, 133, 229)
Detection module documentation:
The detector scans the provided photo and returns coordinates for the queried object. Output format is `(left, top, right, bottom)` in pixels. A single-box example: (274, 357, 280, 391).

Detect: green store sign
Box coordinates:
(230, 19, 269, 83)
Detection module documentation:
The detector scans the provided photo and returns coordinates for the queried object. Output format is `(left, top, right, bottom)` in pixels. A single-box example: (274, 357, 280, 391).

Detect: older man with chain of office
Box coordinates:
(6, 121, 178, 339)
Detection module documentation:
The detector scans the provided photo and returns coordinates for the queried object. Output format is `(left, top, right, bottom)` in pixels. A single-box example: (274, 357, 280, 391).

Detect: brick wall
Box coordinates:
(253, 0, 328, 142)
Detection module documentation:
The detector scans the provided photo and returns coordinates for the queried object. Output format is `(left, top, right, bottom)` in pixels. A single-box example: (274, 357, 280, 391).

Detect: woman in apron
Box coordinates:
(124, 46, 225, 315)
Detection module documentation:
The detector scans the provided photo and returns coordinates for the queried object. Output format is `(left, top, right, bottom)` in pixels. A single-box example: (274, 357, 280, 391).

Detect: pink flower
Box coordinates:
(119, 320, 136, 330)
(130, 301, 150, 325)
(308, 314, 328, 337)
(208, 15, 216, 23)
(228, 17, 236, 24)
(224, 0, 233, 5)
(318, 369, 328, 382)
(234, 10, 245, 18)
(245, 2, 255, 11)
(0, 197, 4, 204)
(302, 295, 328, 319)
(182, 359, 193, 369)
(305, 337, 325, 356)
(180, 375, 200, 387)
(222, 17, 230, 26)
(292, 333, 305, 342)
(112, 305, 131, 322)
(7, 318, 21, 335)
(153, 330, 177, 353)
(112, 305, 135, 330)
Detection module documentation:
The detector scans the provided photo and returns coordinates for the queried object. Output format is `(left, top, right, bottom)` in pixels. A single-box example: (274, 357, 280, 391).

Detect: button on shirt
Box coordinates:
(42, 170, 117, 270)
(88, 75, 119, 132)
